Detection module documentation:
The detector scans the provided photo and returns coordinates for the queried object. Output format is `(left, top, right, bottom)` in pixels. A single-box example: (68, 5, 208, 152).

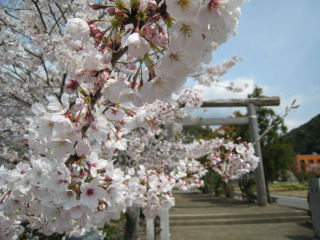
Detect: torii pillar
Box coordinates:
(248, 103, 268, 206)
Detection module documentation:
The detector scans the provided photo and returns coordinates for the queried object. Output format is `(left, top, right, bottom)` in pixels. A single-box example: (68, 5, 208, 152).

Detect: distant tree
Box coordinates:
(263, 143, 295, 181)
(182, 125, 213, 143)
(248, 87, 288, 146)
(206, 111, 250, 142)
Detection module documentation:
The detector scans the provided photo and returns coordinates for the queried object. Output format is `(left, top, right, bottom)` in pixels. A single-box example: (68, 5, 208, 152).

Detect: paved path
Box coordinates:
(272, 194, 309, 210)
(169, 193, 314, 240)
(170, 223, 315, 240)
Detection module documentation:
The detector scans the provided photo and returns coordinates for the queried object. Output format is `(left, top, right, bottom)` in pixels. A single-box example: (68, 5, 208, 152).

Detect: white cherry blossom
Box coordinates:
(128, 33, 151, 59)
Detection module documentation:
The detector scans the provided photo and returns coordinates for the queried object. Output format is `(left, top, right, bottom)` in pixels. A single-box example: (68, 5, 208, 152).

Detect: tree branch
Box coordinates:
(111, 46, 128, 66)
(48, 3, 62, 36)
(58, 72, 67, 100)
(54, 2, 67, 23)
(31, 0, 48, 31)
(9, 93, 32, 107)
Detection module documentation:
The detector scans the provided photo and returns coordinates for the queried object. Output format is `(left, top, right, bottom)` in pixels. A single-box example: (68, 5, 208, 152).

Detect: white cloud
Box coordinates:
(284, 119, 304, 131)
(193, 77, 256, 100)
(187, 77, 256, 120)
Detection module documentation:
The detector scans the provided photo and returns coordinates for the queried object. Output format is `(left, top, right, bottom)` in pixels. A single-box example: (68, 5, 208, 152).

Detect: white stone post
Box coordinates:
(160, 208, 170, 240)
(146, 217, 155, 240)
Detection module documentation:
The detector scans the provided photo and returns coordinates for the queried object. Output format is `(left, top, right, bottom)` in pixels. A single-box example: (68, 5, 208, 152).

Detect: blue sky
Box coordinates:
(189, 0, 320, 131)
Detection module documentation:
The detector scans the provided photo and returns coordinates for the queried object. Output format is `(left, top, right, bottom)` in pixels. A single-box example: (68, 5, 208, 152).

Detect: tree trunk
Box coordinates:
(124, 207, 140, 240)
(223, 182, 234, 198)
(266, 181, 272, 203)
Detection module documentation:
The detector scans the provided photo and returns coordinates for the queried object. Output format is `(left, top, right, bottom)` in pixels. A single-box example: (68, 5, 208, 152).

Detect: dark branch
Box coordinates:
(111, 46, 128, 66)
(58, 72, 67, 100)
(54, 2, 67, 23)
(10, 93, 32, 107)
(31, 0, 48, 31)
(48, 3, 62, 36)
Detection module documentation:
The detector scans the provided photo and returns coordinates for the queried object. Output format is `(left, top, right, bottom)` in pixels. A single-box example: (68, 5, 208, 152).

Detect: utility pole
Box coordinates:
(248, 103, 268, 206)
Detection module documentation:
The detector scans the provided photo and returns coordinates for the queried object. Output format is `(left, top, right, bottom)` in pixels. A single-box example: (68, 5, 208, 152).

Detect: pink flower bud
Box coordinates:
(114, 9, 128, 18)
(208, 0, 220, 9)
(95, 32, 104, 41)
(89, 24, 101, 37)
(66, 78, 80, 90)
(88, 3, 108, 10)
(87, 19, 97, 25)
(148, 0, 157, 10)
(152, 13, 161, 21)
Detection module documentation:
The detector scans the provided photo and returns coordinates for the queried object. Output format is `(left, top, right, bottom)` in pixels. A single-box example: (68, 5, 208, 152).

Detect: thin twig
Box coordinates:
(9, 93, 32, 107)
(54, 2, 67, 23)
(31, 0, 48, 31)
(47, 3, 62, 35)
(253, 99, 300, 145)
(58, 72, 67, 100)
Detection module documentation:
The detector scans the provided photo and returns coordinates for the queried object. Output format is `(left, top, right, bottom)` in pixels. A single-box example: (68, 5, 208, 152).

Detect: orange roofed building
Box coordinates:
(294, 153, 320, 174)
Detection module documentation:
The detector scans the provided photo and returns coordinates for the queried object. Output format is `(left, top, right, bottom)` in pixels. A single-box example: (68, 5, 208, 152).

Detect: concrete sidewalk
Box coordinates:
(169, 193, 315, 240)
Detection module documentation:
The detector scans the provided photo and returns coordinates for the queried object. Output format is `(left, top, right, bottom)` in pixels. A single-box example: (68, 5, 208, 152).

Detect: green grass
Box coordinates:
(268, 182, 308, 198)
(269, 182, 308, 192)
(233, 181, 309, 198)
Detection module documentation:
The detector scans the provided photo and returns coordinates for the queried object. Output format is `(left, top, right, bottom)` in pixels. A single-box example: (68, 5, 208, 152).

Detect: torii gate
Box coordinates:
(147, 97, 280, 240)
(178, 96, 281, 206)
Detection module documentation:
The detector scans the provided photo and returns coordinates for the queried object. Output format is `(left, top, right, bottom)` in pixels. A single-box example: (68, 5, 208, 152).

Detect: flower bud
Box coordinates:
(114, 9, 128, 18)
(113, 35, 122, 50)
(149, 0, 157, 10)
(87, 19, 97, 25)
(89, 24, 101, 37)
(66, 78, 80, 90)
(152, 13, 161, 21)
(88, 3, 108, 10)
(107, 7, 116, 16)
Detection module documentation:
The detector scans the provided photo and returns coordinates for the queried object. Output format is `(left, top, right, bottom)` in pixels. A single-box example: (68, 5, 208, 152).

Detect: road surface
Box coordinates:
(271, 194, 309, 210)
(234, 191, 309, 210)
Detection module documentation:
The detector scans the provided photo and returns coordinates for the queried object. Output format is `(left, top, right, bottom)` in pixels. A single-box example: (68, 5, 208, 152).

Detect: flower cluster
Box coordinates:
(0, 0, 252, 238)
(126, 166, 176, 218)
(183, 138, 259, 182)
(193, 56, 242, 87)
(173, 159, 207, 191)
(209, 141, 259, 182)
(0, 155, 127, 237)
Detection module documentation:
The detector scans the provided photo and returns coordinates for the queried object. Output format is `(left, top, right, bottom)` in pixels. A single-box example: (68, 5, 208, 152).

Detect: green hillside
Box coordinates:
(285, 114, 320, 154)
